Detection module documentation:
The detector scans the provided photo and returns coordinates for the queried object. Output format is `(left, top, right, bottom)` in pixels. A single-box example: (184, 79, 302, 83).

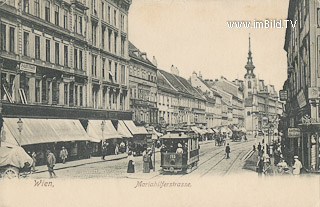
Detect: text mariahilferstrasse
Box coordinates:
(134, 181, 191, 188)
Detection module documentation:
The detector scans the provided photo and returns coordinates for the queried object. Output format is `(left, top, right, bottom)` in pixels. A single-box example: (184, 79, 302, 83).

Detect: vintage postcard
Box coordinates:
(0, 0, 319, 206)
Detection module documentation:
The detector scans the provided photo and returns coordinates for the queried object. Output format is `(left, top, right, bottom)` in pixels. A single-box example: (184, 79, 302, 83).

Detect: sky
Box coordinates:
(128, 0, 290, 91)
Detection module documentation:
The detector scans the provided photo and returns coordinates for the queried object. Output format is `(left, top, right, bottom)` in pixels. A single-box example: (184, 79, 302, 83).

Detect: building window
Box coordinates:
(42, 79, 47, 103)
(34, 0, 40, 17)
(54, 5, 59, 26)
(102, 58, 105, 79)
(92, 23, 97, 46)
(75, 85, 78, 106)
(55, 42, 59, 65)
(35, 36, 40, 59)
(23, 32, 29, 56)
(64, 83, 68, 105)
(9, 27, 14, 53)
(0, 24, 6, 51)
(120, 14, 124, 31)
(248, 81, 251, 89)
(74, 14, 77, 33)
(79, 50, 83, 70)
(63, 9, 68, 29)
(108, 6, 111, 23)
(247, 111, 251, 116)
(79, 86, 83, 106)
(64, 45, 68, 66)
(102, 26, 105, 49)
(121, 36, 125, 57)
(35, 79, 40, 103)
(79, 16, 82, 34)
(45, 1, 50, 22)
(114, 63, 117, 82)
(92, 55, 97, 77)
(108, 29, 112, 52)
(74, 48, 78, 69)
(109, 60, 112, 81)
(114, 32, 117, 54)
(69, 82, 74, 106)
(121, 65, 125, 84)
(114, 9, 116, 26)
(23, 0, 29, 13)
(46, 39, 50, 62)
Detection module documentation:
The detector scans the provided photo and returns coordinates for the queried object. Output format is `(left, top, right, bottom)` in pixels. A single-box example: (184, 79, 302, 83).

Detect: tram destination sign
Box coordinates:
(287, 128, 300, 138)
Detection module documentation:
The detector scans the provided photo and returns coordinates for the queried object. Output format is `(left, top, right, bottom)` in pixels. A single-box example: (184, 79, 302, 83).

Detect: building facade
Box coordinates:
(282, 0, 320, 172)
(128, 42, 158, 126)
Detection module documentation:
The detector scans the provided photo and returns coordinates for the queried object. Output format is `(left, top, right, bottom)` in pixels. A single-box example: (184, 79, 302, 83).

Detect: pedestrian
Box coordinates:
(59, 146, 68, 164)
(31, 151, 37, 172)
(127, 151, 135, 173)
(292, 155, 302, 175)
(253, 145, 256, 151)
(142, 150, 150, 173)
(257, 156, 264, 176)
(258, 142, 262, 152)
(225, 143, 230, 159)
(46, 150, 56, 178)
(148, 148, 153, 170)
(102, 141, 107, 160)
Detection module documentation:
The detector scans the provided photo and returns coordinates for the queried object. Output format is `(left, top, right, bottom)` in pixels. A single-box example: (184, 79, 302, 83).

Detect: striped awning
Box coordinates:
(117, 120, 133, 138)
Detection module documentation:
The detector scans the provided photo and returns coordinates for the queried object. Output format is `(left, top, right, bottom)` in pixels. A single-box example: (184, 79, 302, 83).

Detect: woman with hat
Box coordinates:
(143, 150, 150, 173)
(292, 155, 302, 175)
(127, 151, 135, 173)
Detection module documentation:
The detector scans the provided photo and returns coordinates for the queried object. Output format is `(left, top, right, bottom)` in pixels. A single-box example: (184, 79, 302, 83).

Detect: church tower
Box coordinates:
(244, 34, 257, 98)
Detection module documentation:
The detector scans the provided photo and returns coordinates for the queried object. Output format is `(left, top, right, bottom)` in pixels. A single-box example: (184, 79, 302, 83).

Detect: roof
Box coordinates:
(175, 76, 205, 100)
(157, 71, 178, 93)
(129, 41, 156, 67)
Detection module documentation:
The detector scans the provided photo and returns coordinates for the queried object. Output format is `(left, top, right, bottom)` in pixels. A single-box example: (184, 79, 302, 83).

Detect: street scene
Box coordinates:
(0, 0, 320, 206)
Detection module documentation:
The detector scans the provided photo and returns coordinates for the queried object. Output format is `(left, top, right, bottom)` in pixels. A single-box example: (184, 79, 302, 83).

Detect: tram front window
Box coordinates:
(162, 139, 187, 153)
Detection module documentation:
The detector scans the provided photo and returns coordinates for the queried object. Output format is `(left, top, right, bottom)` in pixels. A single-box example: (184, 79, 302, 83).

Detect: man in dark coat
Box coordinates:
(258, 142, 262, 152)
(225, 143, 231, 159)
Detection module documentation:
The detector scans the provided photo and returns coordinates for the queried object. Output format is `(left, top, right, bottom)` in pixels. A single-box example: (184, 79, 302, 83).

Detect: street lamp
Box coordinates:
(17, 118, 23, 146)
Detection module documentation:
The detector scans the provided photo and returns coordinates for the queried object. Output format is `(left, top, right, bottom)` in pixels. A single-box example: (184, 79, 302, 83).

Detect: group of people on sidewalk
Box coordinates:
(255, 140, 302, 176)
(127, 148, 154, 174)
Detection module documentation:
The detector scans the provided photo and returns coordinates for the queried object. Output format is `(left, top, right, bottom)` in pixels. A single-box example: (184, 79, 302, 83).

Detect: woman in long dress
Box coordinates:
(127, 151, 135, 173)
(143, 150, 150, 173)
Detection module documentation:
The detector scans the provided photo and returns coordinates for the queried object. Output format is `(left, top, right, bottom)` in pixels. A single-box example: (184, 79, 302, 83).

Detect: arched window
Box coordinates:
(248, 81, 252, 89)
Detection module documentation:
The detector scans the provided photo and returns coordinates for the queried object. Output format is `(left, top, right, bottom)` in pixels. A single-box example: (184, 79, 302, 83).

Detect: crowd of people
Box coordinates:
(255, 139, 302, 176)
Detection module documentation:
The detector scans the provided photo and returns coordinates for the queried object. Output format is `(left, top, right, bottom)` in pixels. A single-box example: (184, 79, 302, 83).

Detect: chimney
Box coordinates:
(199, 71, 202, 79)
(152, 56, 158, 67)
(141, 52, 147, 59)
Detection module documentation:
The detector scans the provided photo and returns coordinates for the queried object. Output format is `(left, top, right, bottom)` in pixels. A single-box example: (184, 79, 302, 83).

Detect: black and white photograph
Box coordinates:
(0, 0, 319, 206)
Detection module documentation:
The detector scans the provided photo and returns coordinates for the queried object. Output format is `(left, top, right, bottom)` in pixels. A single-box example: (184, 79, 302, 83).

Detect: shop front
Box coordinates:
(2, 118, 90, 165)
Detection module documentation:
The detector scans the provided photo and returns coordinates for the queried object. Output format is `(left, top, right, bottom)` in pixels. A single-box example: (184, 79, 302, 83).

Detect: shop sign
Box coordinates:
(287, 128, 300, 138)
(297, 90, 307, 108)
(279, 90, 288, 101)
(308, 87, 320, 99)
(20, 63, 36, 73)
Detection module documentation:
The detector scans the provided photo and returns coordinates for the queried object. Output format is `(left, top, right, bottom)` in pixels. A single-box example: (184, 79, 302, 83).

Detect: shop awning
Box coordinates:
(207, 129, 214, 134)
(117, 120, 133, 138)
(4, 118, 64, 146)
(136, 126, 149, 135)
(87, 120, 122, 141)
(1, 122, 19, 146)
(191, 126, 205, 135)
(123, 120, 141, 135)
(47, 119, 90, 142)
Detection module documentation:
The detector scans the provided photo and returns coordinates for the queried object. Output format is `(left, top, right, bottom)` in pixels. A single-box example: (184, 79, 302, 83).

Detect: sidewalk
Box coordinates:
(32, 153, 128, 174)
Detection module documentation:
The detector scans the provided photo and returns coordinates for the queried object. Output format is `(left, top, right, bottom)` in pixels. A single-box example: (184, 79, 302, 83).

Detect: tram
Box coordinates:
(160, 129, 199, 173)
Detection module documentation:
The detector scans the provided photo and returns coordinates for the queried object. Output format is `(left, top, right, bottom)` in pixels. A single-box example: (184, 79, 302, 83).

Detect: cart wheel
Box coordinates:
(3, 167, 19, 179)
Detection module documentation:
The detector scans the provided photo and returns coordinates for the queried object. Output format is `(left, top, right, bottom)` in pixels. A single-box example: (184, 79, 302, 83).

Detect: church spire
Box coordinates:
(244, 33, 255, 78)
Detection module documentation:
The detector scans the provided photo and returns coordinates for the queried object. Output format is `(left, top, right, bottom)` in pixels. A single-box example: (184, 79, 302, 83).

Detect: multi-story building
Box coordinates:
(205, 77, 245, 127)
(282, 0, 320, 172)
(128, 42, 158, 126)
(190, 72, 223, 128)
(242, 36, 282, 136)
(0, 0, 132, 158)
(157, 68, 206, 128)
